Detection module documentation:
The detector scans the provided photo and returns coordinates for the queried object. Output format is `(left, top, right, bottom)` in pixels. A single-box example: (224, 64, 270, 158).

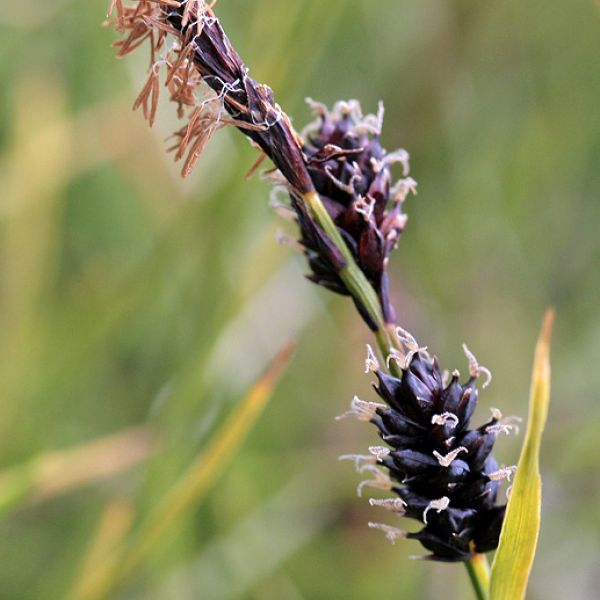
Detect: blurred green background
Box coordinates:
(0, 1, 599, 598)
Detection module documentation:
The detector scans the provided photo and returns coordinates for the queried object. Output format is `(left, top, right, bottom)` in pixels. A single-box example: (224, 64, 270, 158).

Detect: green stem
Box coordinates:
(306, 179, 489, 600)
(465, 554, 490, 600)
(302, 191, 400, 376)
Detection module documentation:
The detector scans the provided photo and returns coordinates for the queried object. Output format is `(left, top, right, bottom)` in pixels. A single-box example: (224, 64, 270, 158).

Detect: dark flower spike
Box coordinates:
(340, 334, 517, 562)
(298, 100, 417, 324)
(107, 1, 415, 331)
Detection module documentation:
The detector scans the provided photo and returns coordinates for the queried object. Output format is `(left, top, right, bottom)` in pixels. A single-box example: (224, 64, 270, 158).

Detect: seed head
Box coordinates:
(107, 2, 416, 330)
(295, 100, 417, 324)
(342, 341, 511, 561)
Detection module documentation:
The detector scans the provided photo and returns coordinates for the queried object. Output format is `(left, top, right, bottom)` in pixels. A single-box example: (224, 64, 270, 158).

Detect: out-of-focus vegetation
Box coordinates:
(0, 1, 598, 599)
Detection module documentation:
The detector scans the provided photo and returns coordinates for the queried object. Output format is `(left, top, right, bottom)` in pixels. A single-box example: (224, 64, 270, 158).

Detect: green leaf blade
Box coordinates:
(490, 309, 554, 600)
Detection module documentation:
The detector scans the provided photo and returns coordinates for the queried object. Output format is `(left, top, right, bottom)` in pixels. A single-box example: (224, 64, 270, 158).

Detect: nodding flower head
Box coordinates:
(341, 338, 516, 561)
(292, 100, 417, 325)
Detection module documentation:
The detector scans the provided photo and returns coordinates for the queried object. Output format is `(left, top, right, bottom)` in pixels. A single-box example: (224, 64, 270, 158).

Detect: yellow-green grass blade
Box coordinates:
(490, 309, 555, 600)
(71, 341, 294, 600)
(0, 427, 155, 516)
(70, 499, 135, 600)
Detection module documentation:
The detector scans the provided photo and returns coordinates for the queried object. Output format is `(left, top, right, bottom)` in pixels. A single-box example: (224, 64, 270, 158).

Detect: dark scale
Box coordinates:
(296, 100, 416, 326)
(344, 345, 516, 562)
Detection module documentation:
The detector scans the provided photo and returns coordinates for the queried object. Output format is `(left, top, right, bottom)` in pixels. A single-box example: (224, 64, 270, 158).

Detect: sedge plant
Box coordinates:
(107, 2, 553, 598)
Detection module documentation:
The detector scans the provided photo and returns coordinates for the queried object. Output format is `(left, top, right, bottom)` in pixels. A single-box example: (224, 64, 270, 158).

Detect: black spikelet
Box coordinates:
(343, 342, 517, 561)
(295, 100, 417, 325)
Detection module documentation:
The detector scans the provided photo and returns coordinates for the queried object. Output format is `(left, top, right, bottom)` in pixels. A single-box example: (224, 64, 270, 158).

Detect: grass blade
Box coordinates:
(70, 500, 135, 600)
(71, 341, 294, 600)
(0, 427, 155, 516)
(490, 309, 554, 600)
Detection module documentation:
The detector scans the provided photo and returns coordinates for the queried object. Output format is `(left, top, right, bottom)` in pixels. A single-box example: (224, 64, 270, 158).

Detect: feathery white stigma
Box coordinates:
(423, 497, 450, 524)
(356, 465, 392, 497)
(368, 446, 391, 461)
(368, 522, 407, 544)
(433, 446, 468, 467)
(364, 344, 380, 374)
(431, 412, 459, 429)
(369, 497, 407, 513)
(338, 454, 376, 472)
(488, 466, 517, 482)
(462, 343, 493, 388)
(336, 396, 385, 422)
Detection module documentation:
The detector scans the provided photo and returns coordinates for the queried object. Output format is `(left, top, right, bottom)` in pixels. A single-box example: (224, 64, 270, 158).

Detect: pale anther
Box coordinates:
(491, 407, 503, 421)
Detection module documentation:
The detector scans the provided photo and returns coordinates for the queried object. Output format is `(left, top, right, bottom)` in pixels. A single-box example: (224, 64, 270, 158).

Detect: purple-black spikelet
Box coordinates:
(297, 100, 417, 325)
(341, 337, 518, 561)
(108, 1, 415, 330)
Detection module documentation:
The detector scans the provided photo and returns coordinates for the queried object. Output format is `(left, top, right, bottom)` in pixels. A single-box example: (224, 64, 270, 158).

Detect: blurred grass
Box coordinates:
(71, 342, 294, 600)
(0, 0, 599, 599)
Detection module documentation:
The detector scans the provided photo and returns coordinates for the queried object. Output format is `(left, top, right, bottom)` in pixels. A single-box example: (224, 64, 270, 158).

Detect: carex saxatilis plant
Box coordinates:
(107, 0, 524, 594)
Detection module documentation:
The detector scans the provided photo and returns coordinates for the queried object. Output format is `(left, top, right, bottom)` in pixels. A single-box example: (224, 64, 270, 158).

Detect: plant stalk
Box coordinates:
(302, 191, 400, 376)
(465, 553, 490, 600)
(306, 190, 493, 598)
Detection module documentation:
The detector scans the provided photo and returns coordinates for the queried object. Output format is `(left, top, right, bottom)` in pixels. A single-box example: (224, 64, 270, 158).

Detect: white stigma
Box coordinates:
(338, 454, 376, 472)
(486, 411, 522, 436)
(365, 344, 380, 374)
(433, 446, 468, 467)
(356, 465, 392, 497)
(462, 343, 492, 388)
(431, 412, 459, 429)
(369, 497, 407, 514)
(368, 522, 407, 544)
(355, 195, 376, 221)
(395, 327, 419, 351)
(368, 446, 391, 461)
(488, 466, 518, 482)
(386, 347, 406, 369)
(391, 176, 418, 203)
(423, 497, 450, 524)
(335, 396, 385, 422)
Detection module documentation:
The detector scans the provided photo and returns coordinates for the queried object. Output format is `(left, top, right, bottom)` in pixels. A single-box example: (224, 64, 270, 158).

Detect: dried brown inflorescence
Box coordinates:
(107, 0, 415, 329)
(107, 0, 313, 189)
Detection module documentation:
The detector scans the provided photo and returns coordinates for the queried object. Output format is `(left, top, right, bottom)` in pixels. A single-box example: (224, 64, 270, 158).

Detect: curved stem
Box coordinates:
(465, 554, 490, 600)
(302, 191, 401, 377)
